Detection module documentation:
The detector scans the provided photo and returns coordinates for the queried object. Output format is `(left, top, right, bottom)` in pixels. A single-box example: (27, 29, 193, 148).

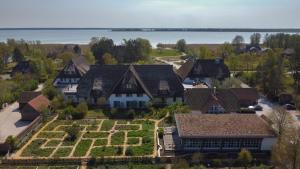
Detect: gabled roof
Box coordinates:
(184, 88, 259, 113)
(108, 65, 153, 98)
(71, 55, 90, 76)
(175, 114, 276, 138)
(176, 59, 230, 80)
(12, 61, 33, 75)
(55, 55, 90, 80)
(77, 64, 184, 98)
(18, 91, 42, 104)
(27, 95, 50, 112)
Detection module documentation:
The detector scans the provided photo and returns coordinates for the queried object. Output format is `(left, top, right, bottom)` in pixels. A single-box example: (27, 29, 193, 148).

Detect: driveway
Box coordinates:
(256, 96, 276, 117)
(0, 84, 44, 143)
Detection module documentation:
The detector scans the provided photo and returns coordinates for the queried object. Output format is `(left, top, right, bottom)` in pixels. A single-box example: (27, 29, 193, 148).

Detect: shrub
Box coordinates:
(158, 128, 164, 139)
(125, 147, 134, 156)
(76, 101, 88, 117)
(142, 136, 152, 144)
(65, 123, 80, 141)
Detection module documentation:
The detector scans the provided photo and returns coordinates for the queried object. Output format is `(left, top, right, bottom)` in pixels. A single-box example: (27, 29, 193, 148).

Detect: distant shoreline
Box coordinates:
(0, 28, 300, 33)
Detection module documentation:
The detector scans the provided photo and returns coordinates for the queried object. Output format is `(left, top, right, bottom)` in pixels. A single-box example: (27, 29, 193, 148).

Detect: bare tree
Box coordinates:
(269, 107, 292, 140)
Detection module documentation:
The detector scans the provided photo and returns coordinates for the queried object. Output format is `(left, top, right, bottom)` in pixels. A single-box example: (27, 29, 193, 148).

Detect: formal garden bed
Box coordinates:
(19, 119, 155, 158)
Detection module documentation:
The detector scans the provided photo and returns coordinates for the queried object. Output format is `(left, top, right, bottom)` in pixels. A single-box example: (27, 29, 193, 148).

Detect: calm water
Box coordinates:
(0, 29, 296, 46)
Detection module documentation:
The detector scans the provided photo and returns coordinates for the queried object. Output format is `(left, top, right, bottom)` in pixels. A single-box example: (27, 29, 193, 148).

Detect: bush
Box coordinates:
(76, 101, 88, 115)
(65, 123, 80, 141)
(125, 147, 134, 156)
(158, 128, 164, 139)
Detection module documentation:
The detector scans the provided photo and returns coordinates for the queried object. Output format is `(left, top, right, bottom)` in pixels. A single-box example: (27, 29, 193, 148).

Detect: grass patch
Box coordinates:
(73, 139, 93, 157)
(127, 137, 140, 145)
(127, 144, 153, 156)
(150, 48, 181, 57)
(86, 125, 99, 131)
(111, 131, 125, 145)
(52, 147, 72, 157)
(90, 146, 122, 157)
(94, 139, 108, 146)
(37, 132, 65, 139)
(128, 130, 153, 137)
(133, 120, 155, 130)
(45, 140, 61, 147)
(44, 120, 73, 131)
(86, 110, 106, 119)
(100, 120, 115, 131)
(115, 125, 140, 130)
(62, 137, 79, 146)
(21, 139, 54, 157)
(83, 132, 109, 138)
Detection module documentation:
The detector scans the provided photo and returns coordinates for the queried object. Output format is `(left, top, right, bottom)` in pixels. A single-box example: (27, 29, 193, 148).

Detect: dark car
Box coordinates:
(248, 105, 263, 111)
(284, 104, 296, 110)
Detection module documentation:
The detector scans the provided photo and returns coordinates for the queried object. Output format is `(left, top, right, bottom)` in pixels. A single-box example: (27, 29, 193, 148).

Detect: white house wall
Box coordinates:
(53, 78, 81, 86)
(108, 94, 150, 108)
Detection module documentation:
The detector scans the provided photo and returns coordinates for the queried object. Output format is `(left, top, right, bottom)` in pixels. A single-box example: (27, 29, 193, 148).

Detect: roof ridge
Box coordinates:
(129, 65, 153, 98)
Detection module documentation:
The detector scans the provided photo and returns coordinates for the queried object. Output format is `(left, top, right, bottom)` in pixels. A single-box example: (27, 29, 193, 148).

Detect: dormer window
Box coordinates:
(126, 83, 134, 89)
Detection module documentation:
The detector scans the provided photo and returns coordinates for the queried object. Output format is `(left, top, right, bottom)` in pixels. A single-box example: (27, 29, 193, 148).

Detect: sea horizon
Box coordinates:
(0, 28, 299, 46)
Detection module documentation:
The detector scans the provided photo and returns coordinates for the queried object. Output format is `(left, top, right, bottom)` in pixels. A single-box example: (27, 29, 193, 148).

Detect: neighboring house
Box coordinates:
(18, 92, 50, 121)
(244, 44, 262, 53)
(177, 58, 230, 87)
(11, 61, 33, 76)
(3, 54, 13, 65)
(174, 113, 277, 153)
(77, 64, 184, 108)
(282, 48, 295, 57)
(184, 88, 259, 114)
(278, 93, 293, 105)
(53, 55, 90, 102)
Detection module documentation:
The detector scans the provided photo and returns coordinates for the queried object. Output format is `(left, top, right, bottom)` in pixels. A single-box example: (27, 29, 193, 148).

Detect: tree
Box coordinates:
(75, 101, 88, 119)
(176, 39, 187, 52)
(13, 47, 24, 62)
(272, 127, 300, 169)
(269, 107, 292, 140)
(90, 37, 114, 64)
(58, 52, 73, 66)
(73, 45, 81, 54)
(250, 33, 261, 45)
(199, 46, 213, 59)
(216, 42, 234, 59)
(103, 53, 118, 65)
(65, 123, 80, 141)
(256, 51, 286, 99)
(289, 47, 300, 93)
(232, 35, 244, 51)
(5, 135, 17, 152)
(238, 148, 253, 169)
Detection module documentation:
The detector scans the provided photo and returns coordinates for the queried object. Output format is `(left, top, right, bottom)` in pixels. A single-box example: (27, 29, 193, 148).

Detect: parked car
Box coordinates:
(284, 104, 296, 110)
(248, 105, 263, 111)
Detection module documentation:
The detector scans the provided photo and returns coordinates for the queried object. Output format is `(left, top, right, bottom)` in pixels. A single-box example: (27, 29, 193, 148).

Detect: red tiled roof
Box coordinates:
(27, 95, 50, 112)
(175, 114, 276, 138)
(18, 91, 42, 104)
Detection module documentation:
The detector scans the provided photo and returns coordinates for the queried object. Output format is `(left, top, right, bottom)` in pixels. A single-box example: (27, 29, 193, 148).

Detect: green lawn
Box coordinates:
(90, 146, 123, 157)
(73, 139, 93, 157)
(150, 48, 182, 57)
(111, 131, 125, 145)
(100, 120, 115, 131)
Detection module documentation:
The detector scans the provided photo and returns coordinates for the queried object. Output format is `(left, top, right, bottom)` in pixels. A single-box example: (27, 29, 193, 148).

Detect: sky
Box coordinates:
(0, 0, 299, 28)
